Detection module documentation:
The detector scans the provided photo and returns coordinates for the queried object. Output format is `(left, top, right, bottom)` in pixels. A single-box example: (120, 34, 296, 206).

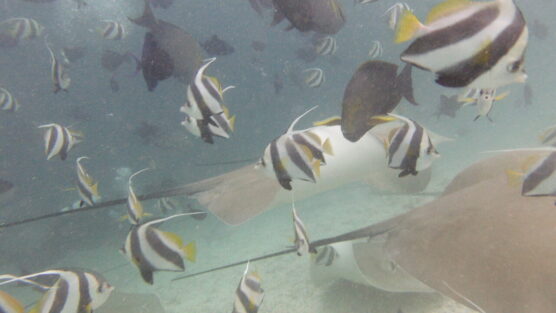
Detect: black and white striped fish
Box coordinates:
(368, 40, 382, 58)
(126, 168, 150, 225)
(258, 106, 334, 190)
(45, 38, 71, 93)
(461, 88, 509, 121)
(384, 3, 411, 30)
(75, 157, 100, 206)
(232, 263, 264, 313)
(0, 269, 113, 313)
(99, 20, 126, 40)
(0, 17, 44, 41)
(302, 68, 325, 88)
(292, 205, 316, 256)
(181, 106, 235, 144)
(312, 245, 339, 267)
(0, 87, 19, 112)
(506, 151, 556, 197)
(355, 0, 379, 4)
(0, 290, 23, 313)
(396, 0, 528, 89)
(120, 213, 197, 284)
(157, 197, 179, 215)
(373, 113, 439, 177)
(39, 123, 82, 161)
(314, 36, 337, 56)
(181, 58, 235, 120)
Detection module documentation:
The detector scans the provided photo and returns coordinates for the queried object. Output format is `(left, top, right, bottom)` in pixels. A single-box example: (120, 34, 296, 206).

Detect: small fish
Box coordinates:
(257, 106, 334, 190)
(0, 17, 44, 42)
(232, 263, 264, 313)
(121, 213, 197, 284)
(0, 87, 19, 112)
(302, 68, 325, 88)
(539, 126, 556, 147)
(314, 36, 337, 56)
(0, 269, 113, 313)
(371, 113, 439, 177)
(101, 49, 132, 72)
(461, 88, 509, 121)
(45, 38, 70, 93)
(126, 168, 150, 225)
(38, 123, 82, 160)
(181, 58, 235, 120)
(0, 290, 24, 313)
(157, 197, 178, 214)
(368, 40, 382, 58)
(75, 156, 100, 206)
(384, 2, 411, 30)
(292, 204, 316, 256)
(182, 116, 224, 144)
(395, 0, 528, 89)
(506, 152, 556, 197)
(312, 245, 338, 266)
(434, 94, 464, 119)
(355, 0, 379, 4)
(99, 20, 126, 40)
(201, 35, 235, 56)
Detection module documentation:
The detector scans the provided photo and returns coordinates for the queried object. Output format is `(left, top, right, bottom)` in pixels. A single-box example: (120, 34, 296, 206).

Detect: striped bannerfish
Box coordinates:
(121, 213, 197, 284)
(38, 123, 82, 161)
(302, 68, 325, 88)
(506, 151, 556, 197)
(395, 0, 528, 89)
(0, 87, 20, 112)
(372, 113, 439, 177)
(45, 38, 71, 93)
(99, 21, 126, 40)
(181, 57, 235, 120)
(181, 105, 235, 144)
(539, 126, 556, 147)
(312, 245, 339, 267)
(384, 2, 411, 30)
(0, 290, 24, 313)
(0, 269, 113, 313)
(461, 88, 509, 121)
(292, 204, 316, 256)
(355, 0, 378, 4)
(368, 40, 383, 58)
(232, 263, 264, 313)
(0, 17, 44, 42)
(257, 106, 334, 190)
(126, 168, 150, 225)
(314, 36, 337, 56)
(75, 157, 100, 206)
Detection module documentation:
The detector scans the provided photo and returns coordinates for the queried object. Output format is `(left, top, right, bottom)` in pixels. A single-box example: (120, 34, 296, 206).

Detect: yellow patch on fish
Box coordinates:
(313, 116, 341, 127)
(426, 0, 473, 24)
(395, 10, 422, 43)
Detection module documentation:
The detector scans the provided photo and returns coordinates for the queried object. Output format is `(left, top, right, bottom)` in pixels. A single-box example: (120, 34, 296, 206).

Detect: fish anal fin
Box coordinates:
(426, 0, 473, 24)
(139, 266, 154, 285)
(322, 138, 334, 156)
(505, 169, 523, 187)
(312, 160, 321, 178)
(183, 241, 197, 262)
(395, 10, 423, 43)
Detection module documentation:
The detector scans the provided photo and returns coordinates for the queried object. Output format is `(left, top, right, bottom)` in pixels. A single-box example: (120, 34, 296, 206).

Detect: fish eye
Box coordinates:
(507, 60, 522, 73)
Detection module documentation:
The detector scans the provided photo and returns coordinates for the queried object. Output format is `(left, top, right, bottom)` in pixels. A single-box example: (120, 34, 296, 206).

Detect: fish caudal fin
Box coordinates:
(129, 0, 157, 28)
(395, 10, 423, 43)
(183, 241, 197, 262)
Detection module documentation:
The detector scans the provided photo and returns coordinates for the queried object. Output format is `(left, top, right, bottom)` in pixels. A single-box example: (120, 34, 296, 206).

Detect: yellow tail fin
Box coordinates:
(322, 138, 334, 156)
(183, 241, 197, 262)
(395, 10, 422, 43)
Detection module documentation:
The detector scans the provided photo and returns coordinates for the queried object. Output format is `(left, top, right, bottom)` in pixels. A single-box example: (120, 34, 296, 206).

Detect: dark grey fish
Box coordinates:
(340, 61, 417, 142)
(0, 32, 17, 48)
(201, 35, 234, 56)
(434, 95, 463, 119)
(0, 179, 13, 194)
(129, 0, 203, 87)
(141, 32, 174, 91)
(271, 0, 345, 35)
(101, 50, 129, 72)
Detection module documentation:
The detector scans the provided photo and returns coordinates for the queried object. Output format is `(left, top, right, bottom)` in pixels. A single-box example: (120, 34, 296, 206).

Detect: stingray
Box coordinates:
(96, 290, 165, 313)
(433, 95, 464, 119)
(201, 35, 234, 57)
(174, 150, 556, 313)
(129, 0, 203, 87)
(341, 61, 417, 142)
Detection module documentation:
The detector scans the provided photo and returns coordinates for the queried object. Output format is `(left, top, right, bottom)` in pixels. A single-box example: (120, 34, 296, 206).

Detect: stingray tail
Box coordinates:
(129, 0, 157, 28)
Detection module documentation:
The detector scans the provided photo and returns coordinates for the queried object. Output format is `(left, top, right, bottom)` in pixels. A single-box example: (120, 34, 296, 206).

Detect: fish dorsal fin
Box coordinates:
(426, 0, 473, 24)
(197, 58, 216, 81)
(207, 75, 221, 92)
(286, 105, 319, 134)
(305, 131, 322, 145)
(159, 230, 184, 248)
(313, 116, 341, 127)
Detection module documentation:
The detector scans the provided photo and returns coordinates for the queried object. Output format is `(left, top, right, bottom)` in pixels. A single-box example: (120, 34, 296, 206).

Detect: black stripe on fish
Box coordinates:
(49, 277, 70, 313)
(190, 82, 213, 119)
(285, 139, 315, 183)
(292, 133, 326, 164)
(269, 139, 292, 190)
(403, 6, 499, 57)
(129, 227, 156, 284)
(77, 271, 92, 313)
(522, 152, 556, 196)
(77, 179, 94, 206)
(46, 127, 60, 158)
(435, 8, 527, 87)
(145, 227, 185, 271)
(211, 112, 232, 134)
(201, 76, 223, 103)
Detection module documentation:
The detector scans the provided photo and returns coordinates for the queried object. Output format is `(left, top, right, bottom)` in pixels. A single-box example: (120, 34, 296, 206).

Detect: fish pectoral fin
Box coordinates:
(322, 138, 334, 156)
(425, 0, 473, 24)
(495, 91, 510, 101)
(312, 161, 321, 178)
(229, 115, 236, 132)
(369, 115, 397, 127)
(182, 241, 197, 262)
(505, 170, 523, 187)
(394, 10, 423, 43)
